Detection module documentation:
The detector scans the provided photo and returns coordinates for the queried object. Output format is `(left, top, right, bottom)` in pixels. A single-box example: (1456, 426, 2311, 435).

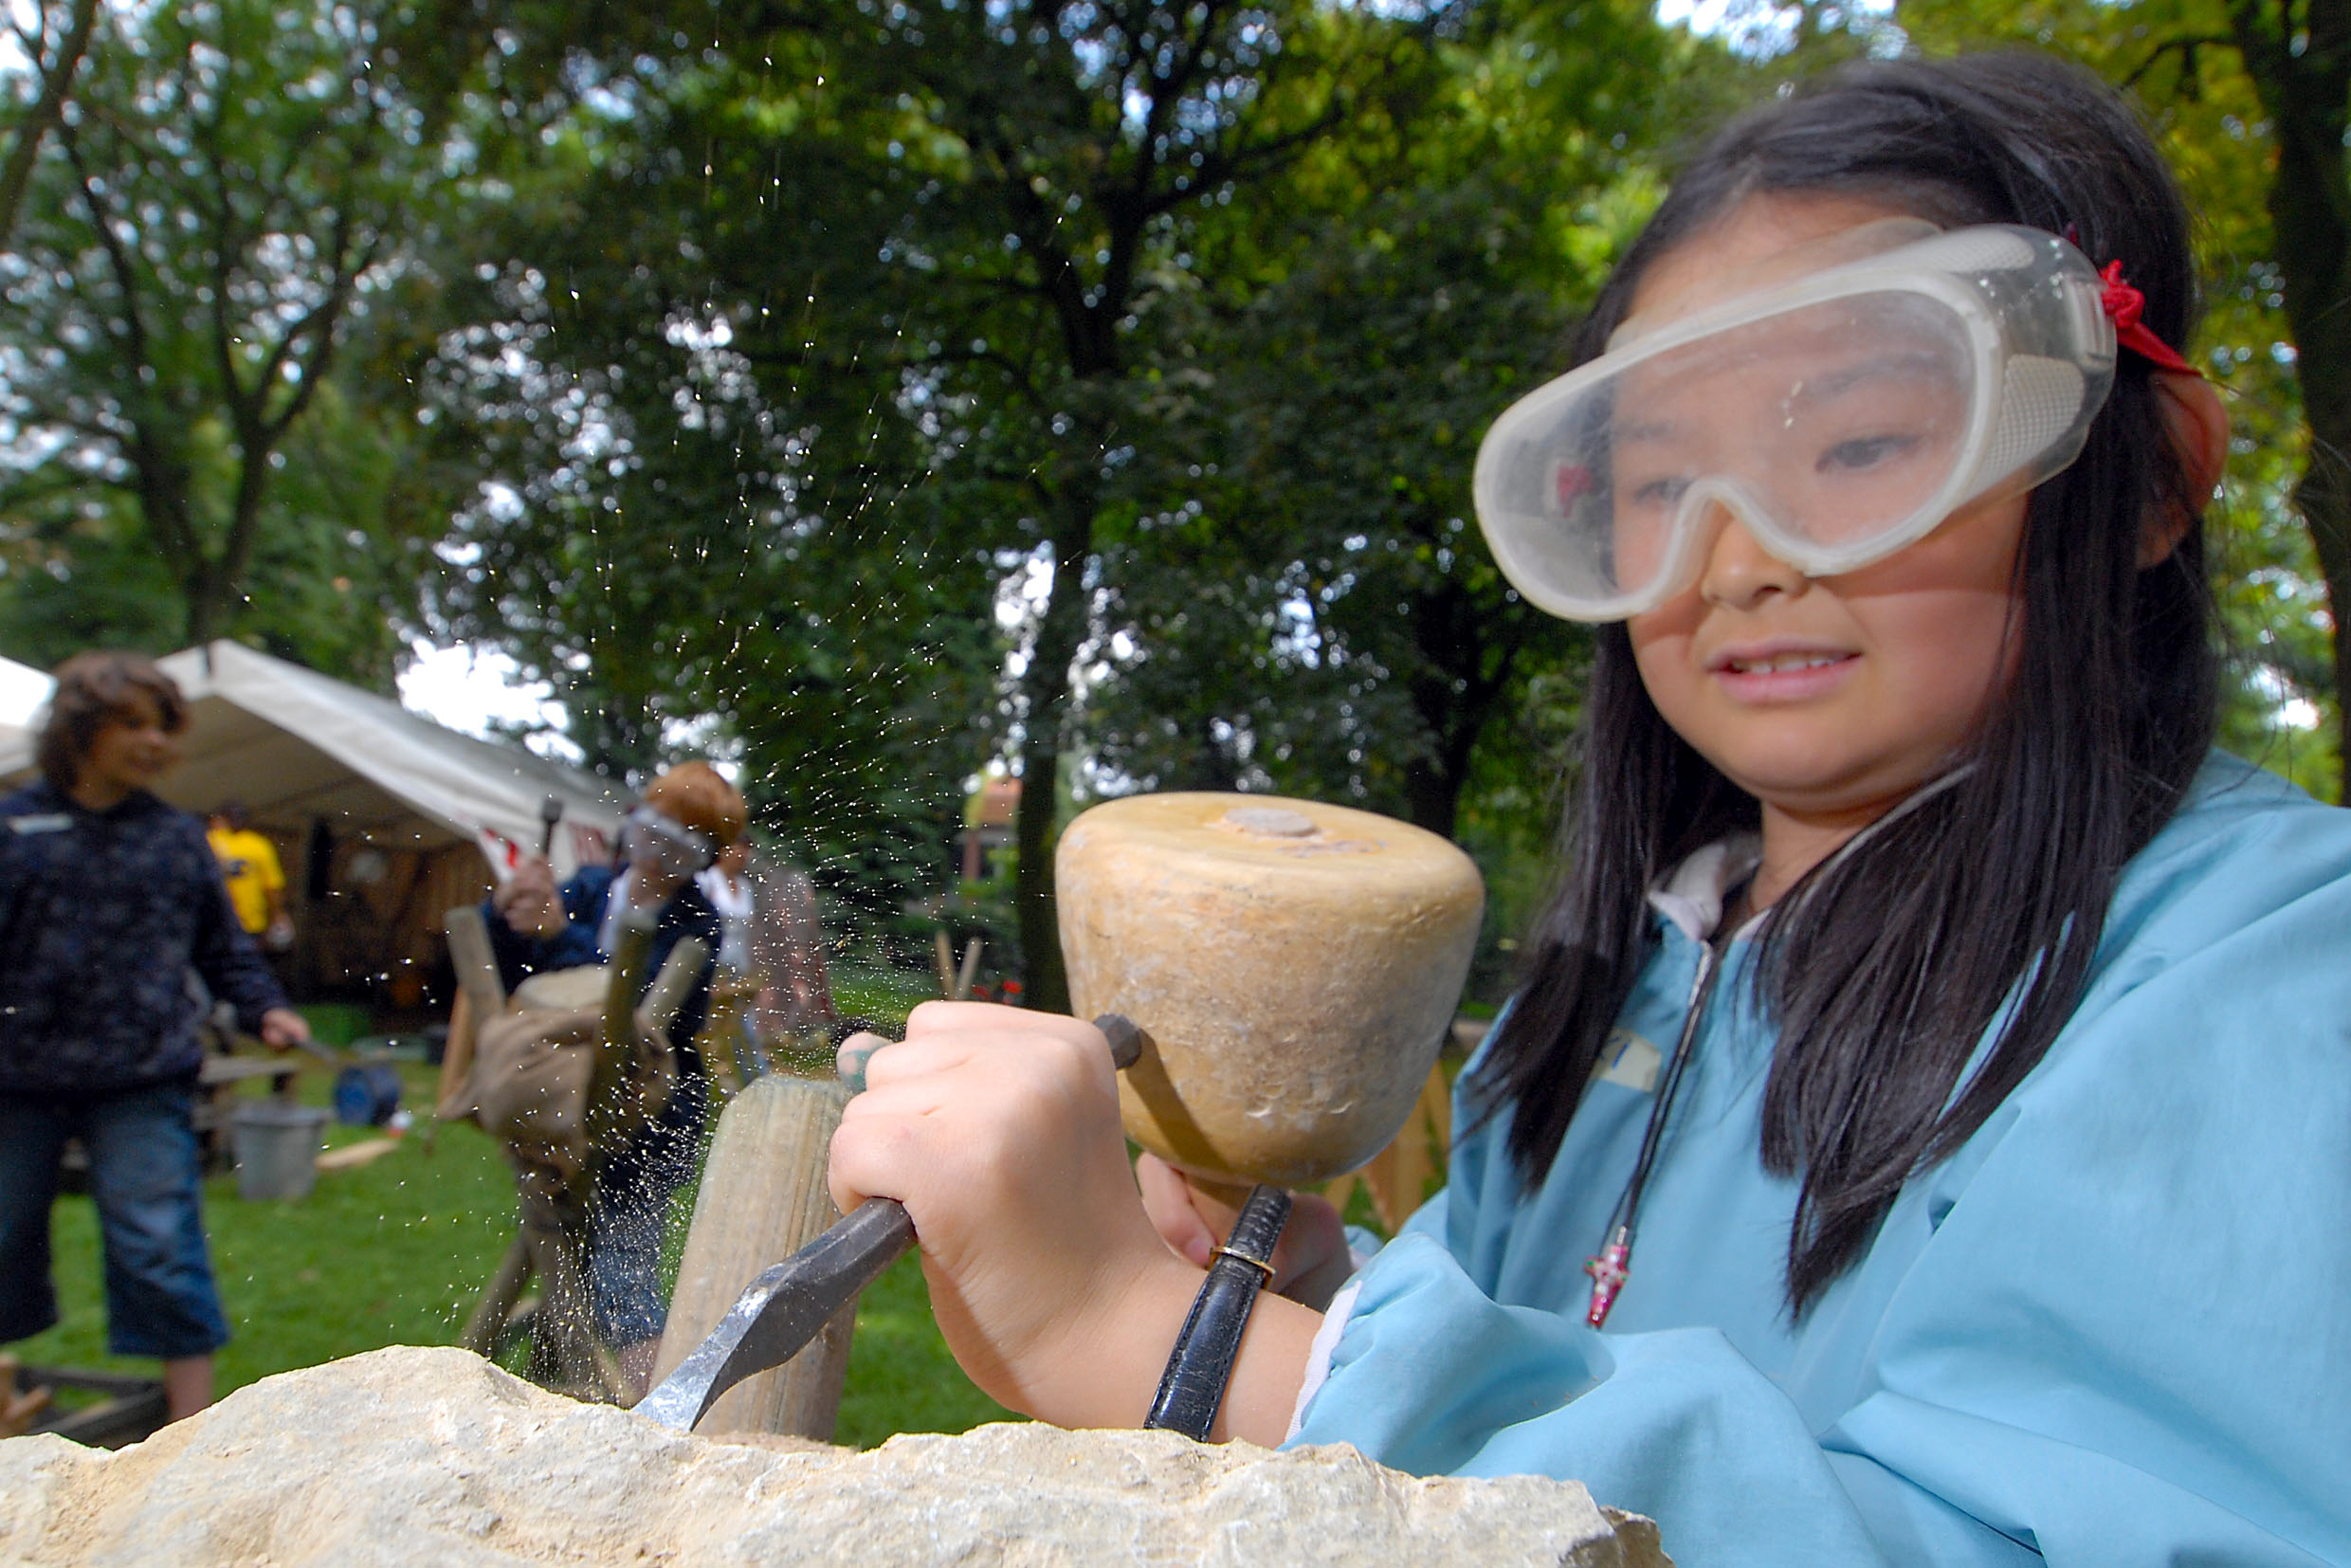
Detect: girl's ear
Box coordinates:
(2141, 372, 2229, 569)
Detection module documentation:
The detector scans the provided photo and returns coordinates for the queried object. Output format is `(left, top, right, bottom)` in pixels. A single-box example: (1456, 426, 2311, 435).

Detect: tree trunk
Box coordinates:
(2293, 428, 2351, 801)
(1011, 524, 1092, 1014)
(2231, 0, 2351, 799)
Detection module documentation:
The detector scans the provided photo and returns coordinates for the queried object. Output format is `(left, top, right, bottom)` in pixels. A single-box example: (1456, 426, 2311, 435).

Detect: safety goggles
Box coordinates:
(622, 806, 718, 882)
(1472, 221, 2118, 622)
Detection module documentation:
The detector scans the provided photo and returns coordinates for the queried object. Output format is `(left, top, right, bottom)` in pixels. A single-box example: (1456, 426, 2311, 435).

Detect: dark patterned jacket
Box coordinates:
(0, 780, 288, 1094)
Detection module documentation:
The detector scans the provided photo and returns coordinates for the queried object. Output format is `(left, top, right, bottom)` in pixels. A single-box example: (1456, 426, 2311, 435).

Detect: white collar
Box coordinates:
(1646, 834, 1763, 943)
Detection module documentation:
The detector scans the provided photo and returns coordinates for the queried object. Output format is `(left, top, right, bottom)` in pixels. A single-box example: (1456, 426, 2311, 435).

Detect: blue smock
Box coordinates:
(1286, 754, 2351, 1565)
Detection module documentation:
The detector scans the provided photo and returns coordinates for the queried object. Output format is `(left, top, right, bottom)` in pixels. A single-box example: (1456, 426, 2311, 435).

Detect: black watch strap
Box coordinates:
(1143, 1182, 1293, 1441)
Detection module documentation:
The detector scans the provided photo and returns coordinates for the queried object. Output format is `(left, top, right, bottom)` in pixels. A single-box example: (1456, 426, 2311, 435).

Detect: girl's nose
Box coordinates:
(1696, 504, 1807, 611)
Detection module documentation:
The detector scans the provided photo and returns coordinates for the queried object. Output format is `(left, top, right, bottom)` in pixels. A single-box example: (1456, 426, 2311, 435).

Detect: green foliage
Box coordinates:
(0, 0, 459, 680)
(402, 0, 1694, 1002)
(1092, 173, 1600, 837)
(1076, 0, 1680, 962)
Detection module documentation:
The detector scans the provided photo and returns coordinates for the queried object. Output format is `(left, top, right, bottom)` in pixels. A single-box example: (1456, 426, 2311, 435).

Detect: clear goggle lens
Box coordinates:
(1473, 225, 2116, 622)
(623, 807, 717, 879)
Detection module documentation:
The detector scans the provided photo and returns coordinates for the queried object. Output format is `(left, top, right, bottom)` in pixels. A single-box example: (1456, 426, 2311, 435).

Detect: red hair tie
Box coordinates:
(2099, 261, 2202, 378)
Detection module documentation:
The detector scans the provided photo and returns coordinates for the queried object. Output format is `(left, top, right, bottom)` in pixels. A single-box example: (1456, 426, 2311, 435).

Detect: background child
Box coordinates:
(0, 651, 312, 1423)
(830, 52, 2351, 1565)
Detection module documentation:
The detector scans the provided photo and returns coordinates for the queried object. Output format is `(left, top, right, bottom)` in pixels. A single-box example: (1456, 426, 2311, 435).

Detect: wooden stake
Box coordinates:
(649, 1074, 855, 1439)
(1324, 1062, 1452, 1232)
(437, 906, 505, 1121)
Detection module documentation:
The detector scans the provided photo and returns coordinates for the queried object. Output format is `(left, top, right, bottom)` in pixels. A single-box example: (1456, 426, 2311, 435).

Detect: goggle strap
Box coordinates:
(2099, 261, 2201, 379)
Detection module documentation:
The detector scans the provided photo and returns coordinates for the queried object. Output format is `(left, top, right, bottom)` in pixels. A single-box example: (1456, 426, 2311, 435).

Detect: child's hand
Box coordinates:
(828, 1002, 1205, 1428)
(1134, 1153, 1358, 1311)
(491, 855, 565, 937)
(258, 1007, 312, 1052)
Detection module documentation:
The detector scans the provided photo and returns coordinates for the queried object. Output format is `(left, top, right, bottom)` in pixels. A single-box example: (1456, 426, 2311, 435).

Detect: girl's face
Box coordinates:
(1625, 193, 2028, 829)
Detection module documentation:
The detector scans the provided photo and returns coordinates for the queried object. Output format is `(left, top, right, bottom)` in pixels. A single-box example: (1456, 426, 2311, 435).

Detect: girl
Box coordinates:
(829, 53, 2351, 1564)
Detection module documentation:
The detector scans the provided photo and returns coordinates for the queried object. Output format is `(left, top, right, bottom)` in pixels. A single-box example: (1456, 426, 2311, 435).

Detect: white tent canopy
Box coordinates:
(0, 640, 626, 877)
(0, 653, 48, 731)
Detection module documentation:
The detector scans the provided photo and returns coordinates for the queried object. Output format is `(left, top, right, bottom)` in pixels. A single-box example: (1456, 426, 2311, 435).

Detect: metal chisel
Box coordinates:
(635, 1012, 1146, 1431)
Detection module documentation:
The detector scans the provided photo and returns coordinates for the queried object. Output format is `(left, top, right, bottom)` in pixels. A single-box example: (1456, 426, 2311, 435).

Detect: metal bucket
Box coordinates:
(229, 1102, 329, 1202)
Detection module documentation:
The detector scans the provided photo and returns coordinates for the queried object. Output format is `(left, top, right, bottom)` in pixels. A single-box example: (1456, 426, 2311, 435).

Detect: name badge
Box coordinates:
(1594, 1029, 1663, 1094)
(8, 813, 72, 835)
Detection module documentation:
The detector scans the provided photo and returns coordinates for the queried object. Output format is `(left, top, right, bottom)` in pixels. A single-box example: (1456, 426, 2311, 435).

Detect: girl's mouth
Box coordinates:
(1719, 651, 1847, 674)
(1707, 645, 1859, 700)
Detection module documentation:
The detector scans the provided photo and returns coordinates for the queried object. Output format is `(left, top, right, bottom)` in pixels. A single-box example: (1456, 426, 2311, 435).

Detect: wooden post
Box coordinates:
(649, 1073, 855, 1439)
(433, 992, 479, 1123)
(437, 906, 504, 1121)
(445, 905, 506, 1013)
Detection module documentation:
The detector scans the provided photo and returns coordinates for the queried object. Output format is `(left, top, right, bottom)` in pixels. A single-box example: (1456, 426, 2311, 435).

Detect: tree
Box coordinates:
(0, 0, 449, 670)
(816, 0, 1490, 1010)
(0, 0, 100, 246)
(410, 0, 1704, 1005)
(418, 0, 1496, 1007)
(2205, 0, 2351, 795)
(1092, 173, 1608, 842)
(418, 239, 1007, 906)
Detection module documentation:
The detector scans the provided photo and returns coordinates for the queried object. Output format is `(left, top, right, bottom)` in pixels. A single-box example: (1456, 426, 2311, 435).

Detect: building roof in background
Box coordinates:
(969, 775, 1020, 830)
(0, 641, 628, 877)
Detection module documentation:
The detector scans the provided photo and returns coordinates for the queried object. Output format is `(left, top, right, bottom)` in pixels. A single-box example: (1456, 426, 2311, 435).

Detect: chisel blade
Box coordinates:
(635, 1012, 1146, 1431)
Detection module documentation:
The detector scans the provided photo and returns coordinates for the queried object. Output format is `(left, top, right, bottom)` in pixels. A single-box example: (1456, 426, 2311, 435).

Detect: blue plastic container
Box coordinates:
(332, 1063, 404, 1127)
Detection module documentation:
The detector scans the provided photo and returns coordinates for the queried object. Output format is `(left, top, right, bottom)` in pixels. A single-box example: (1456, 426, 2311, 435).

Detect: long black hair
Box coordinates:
(1477, 52, 2218, 1314)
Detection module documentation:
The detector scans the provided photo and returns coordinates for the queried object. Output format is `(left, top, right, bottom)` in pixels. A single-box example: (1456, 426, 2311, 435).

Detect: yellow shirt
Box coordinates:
(208, 827, 285, 935)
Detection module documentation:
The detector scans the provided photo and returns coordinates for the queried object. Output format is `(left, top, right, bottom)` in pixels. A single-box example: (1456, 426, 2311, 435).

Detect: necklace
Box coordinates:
(1583, 924, 1732, 1328)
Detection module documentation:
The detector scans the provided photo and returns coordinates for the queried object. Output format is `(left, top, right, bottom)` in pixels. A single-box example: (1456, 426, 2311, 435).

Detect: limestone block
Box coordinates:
(0, 1346, 1668, 1566)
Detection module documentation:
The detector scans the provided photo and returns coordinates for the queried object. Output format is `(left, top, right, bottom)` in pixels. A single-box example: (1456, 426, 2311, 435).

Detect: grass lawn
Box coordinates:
(829, 964, 944, 1032)
(9, 1051, 1013, 1444)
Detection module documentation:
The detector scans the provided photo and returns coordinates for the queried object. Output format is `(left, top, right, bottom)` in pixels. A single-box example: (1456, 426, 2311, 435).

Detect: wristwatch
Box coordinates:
(1143, 1183, 1293, 1442)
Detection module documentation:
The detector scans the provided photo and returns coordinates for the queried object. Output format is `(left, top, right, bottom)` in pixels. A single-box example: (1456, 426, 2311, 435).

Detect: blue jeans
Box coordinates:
(0, 1081, 231, 1358)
